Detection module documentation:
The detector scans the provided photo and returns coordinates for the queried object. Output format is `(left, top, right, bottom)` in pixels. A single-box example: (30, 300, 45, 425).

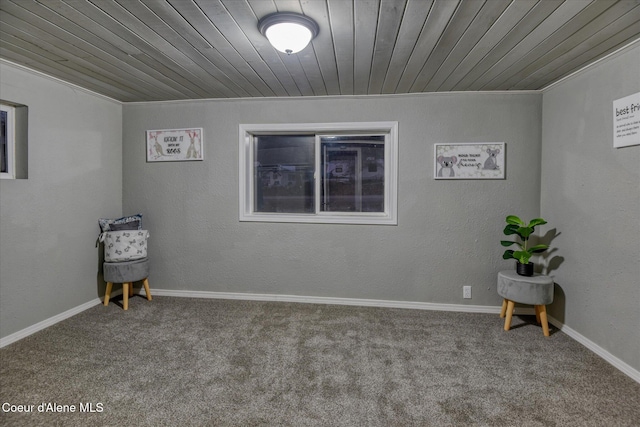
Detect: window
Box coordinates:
(1, 103, 15, 179)
(0, 100, 27, 180)
(240, 122, 398, 225)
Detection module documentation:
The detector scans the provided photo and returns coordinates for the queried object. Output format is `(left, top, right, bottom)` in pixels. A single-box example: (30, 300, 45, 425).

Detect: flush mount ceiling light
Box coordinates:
(258, 12, 319, 55)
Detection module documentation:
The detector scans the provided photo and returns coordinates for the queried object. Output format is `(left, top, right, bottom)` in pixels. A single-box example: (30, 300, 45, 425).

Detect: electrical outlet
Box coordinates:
(463, 286, 472, 299)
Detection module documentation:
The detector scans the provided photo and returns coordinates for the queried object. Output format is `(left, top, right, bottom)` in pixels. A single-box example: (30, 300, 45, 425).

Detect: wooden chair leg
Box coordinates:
(104, 282, 113, 306)
(538, 305, 550, 337)
(500, 299, 508, 318)
(123, 283, 129, 310)
(535, 305, 541, 324)
(129, 281, 134, 297)
(504, 300, 515, 331)
(142, 278, 152, 301)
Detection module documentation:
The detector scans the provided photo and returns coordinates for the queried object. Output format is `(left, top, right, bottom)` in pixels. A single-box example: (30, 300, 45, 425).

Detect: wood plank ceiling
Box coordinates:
(1, 0, 639, 102)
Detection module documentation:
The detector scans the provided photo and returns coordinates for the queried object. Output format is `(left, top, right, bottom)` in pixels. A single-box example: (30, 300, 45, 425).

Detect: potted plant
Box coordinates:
(501, 215, 548, 276)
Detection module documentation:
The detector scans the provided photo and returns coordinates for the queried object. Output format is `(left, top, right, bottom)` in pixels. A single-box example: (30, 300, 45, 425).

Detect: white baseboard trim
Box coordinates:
(547, 315, 640, 384)
(151, 288, 510, 314)
(0, 298, 103, 348)
(2, 289, 638, 384)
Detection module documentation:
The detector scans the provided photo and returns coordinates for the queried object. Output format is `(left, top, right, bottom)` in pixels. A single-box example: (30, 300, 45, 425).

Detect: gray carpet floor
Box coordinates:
(1, 296, 638, 426)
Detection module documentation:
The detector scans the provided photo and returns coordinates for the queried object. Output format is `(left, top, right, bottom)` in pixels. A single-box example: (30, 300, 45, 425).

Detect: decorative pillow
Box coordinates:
(100, 230, 149, 262)
(108, 221, 140, 231)
(99, 214, 142, 232)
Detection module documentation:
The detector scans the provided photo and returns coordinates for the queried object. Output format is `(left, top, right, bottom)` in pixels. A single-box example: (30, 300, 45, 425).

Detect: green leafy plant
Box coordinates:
(501, 215, 548, 265)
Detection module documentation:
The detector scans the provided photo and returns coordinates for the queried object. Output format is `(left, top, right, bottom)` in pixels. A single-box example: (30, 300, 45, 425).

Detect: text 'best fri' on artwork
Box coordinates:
(146, 128, 204, 162)
(613, 92, 640, 148)
(434, 143, 505, 179)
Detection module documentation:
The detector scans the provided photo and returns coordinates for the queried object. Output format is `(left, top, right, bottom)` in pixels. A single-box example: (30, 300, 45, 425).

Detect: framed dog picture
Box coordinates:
(434, 143, 505, 179)
(146, 128, 204, 162)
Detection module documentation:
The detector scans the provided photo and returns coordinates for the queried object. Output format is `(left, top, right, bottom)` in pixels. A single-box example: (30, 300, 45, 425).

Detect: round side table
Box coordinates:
(497, 270, 554, 337)
(103, 257, 152, 311)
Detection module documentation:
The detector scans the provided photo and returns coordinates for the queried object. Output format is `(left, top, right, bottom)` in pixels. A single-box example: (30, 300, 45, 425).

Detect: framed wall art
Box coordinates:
(146, 128, 204, 162)
(434, 142, 505, 179)
(613, 92, 640, 148)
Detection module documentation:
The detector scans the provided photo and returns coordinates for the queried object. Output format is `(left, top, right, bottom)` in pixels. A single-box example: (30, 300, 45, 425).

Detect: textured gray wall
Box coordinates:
(0, 62, 122, 338)
(122, 92, 541, 306)
(541, 44, 640, 372)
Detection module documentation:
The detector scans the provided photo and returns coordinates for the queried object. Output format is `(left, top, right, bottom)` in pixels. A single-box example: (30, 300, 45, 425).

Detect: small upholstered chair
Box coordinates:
(497, 270, 554, 336)
(103, 257, 152, 310)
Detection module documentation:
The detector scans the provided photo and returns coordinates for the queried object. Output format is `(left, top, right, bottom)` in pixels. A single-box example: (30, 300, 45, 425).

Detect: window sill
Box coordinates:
(240, 211, 397, 225)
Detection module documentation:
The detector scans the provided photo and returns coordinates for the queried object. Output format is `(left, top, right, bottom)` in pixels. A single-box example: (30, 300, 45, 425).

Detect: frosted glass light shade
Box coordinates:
(265, 23, 313, 54)
(259, 12, 319, 55)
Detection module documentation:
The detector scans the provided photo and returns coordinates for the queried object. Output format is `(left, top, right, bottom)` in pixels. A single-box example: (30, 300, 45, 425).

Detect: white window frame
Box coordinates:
(0, 103, 15, 179)
(239, 122, 398, 225)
